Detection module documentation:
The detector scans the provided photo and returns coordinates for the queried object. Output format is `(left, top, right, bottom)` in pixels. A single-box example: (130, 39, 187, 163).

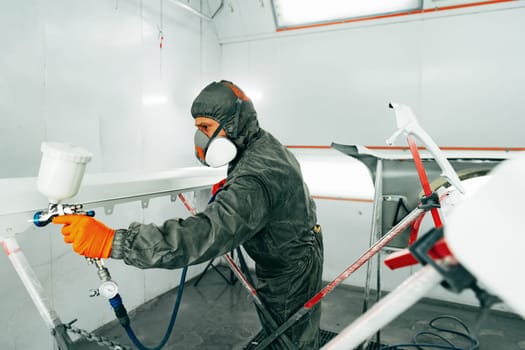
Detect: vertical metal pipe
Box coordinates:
(362, 159, 383, 314)
(374, 162, 384, 347)
(1, 237, 62, 330)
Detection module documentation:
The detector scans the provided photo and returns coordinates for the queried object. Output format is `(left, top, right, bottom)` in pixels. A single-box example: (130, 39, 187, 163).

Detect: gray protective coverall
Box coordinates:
(110, 81, 324, 349)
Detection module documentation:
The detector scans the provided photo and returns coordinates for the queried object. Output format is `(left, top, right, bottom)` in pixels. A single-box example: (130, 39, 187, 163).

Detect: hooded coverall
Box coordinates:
(110, 81, 324, 349)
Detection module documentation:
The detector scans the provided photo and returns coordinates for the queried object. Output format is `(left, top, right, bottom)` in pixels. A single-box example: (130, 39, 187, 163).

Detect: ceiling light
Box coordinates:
(272, 0, 422, 28)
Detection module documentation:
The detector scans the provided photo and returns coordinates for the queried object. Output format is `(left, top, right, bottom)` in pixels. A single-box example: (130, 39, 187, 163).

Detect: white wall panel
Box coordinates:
(1, 0, 221, 348)
(419, 7, 525, 146)
(0, 0, 46, 178)
(0, 0, 220, 178)
(221, 3, 525, 147)
(223, 22, 422, 146)
(42, 0, 144, 173)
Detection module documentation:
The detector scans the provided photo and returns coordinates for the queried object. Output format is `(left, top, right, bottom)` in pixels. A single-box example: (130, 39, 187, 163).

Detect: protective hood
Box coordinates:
(191, 80, 260, 152)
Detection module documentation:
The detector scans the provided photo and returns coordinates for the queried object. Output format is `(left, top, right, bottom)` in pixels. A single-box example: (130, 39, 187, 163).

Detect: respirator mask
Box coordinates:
(194, 129, 237, 168)
(194, 97, 242, 168)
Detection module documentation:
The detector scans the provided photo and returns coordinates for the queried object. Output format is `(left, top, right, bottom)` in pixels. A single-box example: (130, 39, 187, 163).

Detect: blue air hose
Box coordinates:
(109, 266, 188, 350)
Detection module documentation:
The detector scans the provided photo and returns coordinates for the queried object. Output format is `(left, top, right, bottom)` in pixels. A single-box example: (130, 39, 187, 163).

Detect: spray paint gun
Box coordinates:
(33, 203, 95, 227)
(33, 142, 119, 300)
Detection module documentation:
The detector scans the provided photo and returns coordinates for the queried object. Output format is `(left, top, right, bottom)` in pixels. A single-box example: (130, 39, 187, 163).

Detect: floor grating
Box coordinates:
(243, 329, 401, 349)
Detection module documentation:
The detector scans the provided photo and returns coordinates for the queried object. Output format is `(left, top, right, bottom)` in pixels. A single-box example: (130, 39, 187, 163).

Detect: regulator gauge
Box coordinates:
(99, 280, 119, 299)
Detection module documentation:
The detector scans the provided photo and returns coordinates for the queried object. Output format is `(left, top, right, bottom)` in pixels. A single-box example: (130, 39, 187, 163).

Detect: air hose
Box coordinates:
(109, 266, 188, 350)
(379, 315, 479, 350)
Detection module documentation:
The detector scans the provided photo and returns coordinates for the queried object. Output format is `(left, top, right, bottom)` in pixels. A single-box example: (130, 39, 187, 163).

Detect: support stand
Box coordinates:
(361, 159, 384, 349)
(52, 323, 76, 350)
(194, 247, 252, 287)
(193, 254, 235, 286)
(1, 236, 76, 350)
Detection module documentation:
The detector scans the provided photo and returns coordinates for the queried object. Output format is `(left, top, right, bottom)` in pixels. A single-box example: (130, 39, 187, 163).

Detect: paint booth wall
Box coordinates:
(1, 2, 524, 349)
(0, 1, 221, 348)
(220, 3, 525, 148)
(0, 0, 221, 179)
(219, 2, 525, 313)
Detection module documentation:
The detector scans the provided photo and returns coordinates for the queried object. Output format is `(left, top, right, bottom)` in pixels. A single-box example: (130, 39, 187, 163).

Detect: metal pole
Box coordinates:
(362, 159, 383, 314)
(1, 237, 75, 349)
(321, 265, 443, 350)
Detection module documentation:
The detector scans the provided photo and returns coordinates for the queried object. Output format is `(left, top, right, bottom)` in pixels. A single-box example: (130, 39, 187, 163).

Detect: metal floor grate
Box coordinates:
(243, 329, 402, 349)
(243, 329, 337, 349)
(319, 329, 339, 345)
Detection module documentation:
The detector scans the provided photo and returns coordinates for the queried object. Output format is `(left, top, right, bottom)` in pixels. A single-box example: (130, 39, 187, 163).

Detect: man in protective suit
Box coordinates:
(53, 80, 324, 349)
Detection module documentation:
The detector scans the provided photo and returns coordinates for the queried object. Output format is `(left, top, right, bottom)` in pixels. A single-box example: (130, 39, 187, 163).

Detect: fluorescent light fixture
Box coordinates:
(142, 95, 168, 106)
(272, 0, 422, 28)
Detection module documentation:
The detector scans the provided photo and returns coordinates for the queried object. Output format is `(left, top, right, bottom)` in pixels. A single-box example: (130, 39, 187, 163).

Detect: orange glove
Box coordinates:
(52, 215, 115, 259)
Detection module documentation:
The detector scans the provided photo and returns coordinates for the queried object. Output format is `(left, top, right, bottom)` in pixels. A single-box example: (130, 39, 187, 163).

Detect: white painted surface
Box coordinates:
(292, 148, 375, 200)
(445, 154, 525, 318)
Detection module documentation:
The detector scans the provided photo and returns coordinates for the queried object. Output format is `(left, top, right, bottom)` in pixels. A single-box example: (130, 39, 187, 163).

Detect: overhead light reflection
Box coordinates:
(274, 0, 421, 27)
(244, 88, 262, 103)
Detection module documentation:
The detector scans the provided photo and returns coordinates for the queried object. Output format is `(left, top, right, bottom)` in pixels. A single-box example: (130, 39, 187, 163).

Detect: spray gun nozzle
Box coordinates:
(33, 211, 52, 227)
(33, 203, 95, 227)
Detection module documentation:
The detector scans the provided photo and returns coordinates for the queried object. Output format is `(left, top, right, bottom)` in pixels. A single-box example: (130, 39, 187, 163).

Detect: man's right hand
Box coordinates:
(53, 215, 115, 259)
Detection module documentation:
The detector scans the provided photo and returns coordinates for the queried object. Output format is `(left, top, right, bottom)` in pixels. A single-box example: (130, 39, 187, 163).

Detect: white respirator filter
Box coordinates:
(205, 137, 237, 168)
(194, 129, 237, 168)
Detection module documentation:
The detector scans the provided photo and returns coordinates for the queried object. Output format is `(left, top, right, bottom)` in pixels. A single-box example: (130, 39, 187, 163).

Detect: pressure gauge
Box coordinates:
(99, 280, 119, 299)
